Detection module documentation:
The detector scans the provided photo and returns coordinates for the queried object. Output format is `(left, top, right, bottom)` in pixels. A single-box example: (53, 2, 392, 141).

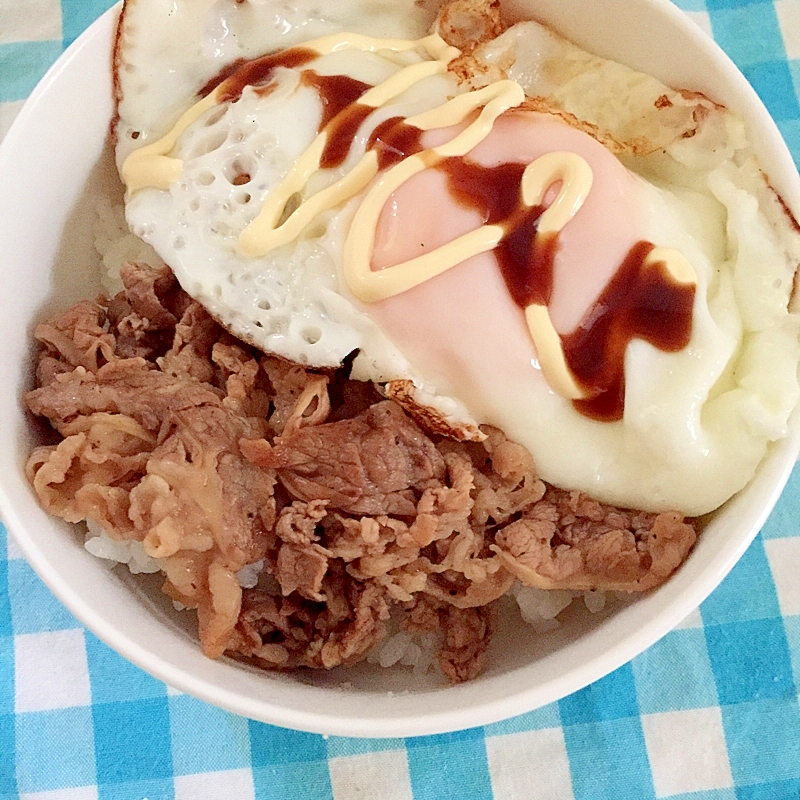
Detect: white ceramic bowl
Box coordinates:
(1, 0, 799, 738)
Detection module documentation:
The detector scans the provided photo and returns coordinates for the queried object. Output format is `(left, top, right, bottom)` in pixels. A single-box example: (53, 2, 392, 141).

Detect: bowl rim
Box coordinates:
(1, 0, 799, 738)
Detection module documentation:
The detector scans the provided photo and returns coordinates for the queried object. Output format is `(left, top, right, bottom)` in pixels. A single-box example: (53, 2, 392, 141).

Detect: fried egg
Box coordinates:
(114, 0, 800, 516)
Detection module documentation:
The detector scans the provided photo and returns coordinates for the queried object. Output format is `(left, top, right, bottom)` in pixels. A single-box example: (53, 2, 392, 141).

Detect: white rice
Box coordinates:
(84, 524, 265, 588)
(510, 584, 607, 633)
(84, 520, 162, 574)
(583, 589, 607, 614)
(93, 195, 163, 296)
(366, 618, 440, 674)
(235, 559, 265, 589)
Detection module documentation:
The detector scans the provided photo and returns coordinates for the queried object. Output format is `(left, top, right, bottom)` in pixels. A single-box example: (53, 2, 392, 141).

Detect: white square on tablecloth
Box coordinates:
(5, 522, 26, 560)
(641, 707, 733, 797)
(14, 629, 92, 713)
(486, 727, 574, 800)
(174, 769, 255, 800)
(0, 0, 61, 44)
(329, 750, 413, 800)
(776, 0, 800, 59)
(685, 11, 713, 39)
(674, 607, 703, 630)
(20, 787, 98, 800)
(765, 537, 800, 616)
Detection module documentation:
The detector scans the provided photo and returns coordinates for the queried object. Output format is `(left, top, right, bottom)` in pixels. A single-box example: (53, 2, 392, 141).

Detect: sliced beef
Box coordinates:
(33, 299, 115, 374)
(262, 358, 331, 436)
(493, 488, 697, 592)
(103, 261, 185, 360)
(26, 359, 223, 432)
(244, 401, 446, 516)
(273, 501, 330, 601)
(118, 261, 179, 329)
(231, 562, 390, 670)
(402, 595, 494, 682)
(439, 604, 494, 682)
(159, 301, 220, 383)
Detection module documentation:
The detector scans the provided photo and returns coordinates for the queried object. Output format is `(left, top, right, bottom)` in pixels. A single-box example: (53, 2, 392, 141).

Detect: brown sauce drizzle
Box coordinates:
(202, 56, 375, 169)
(439, 160, 695, 422)
(301, 72, 372, 129)
(320, 105, 373, 169)
(301, 72, 374, 169)
(440, 160, 551, 307)
(197, 58, 247, 98)
(199, 47, 318, 102)
(566, 241, 696, 421)
(498, 218, 555, 308)
(367, 117, 425, 170)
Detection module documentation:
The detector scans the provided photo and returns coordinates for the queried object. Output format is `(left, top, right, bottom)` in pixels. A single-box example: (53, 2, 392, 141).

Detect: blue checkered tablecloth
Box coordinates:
(2, 1, 800, 798)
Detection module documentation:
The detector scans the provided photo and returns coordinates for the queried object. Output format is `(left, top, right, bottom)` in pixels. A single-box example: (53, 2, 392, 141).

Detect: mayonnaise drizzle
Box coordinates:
(239, 35, 460, 255)
(122, 89, 222, 192)
(120, 31, 698, 406)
